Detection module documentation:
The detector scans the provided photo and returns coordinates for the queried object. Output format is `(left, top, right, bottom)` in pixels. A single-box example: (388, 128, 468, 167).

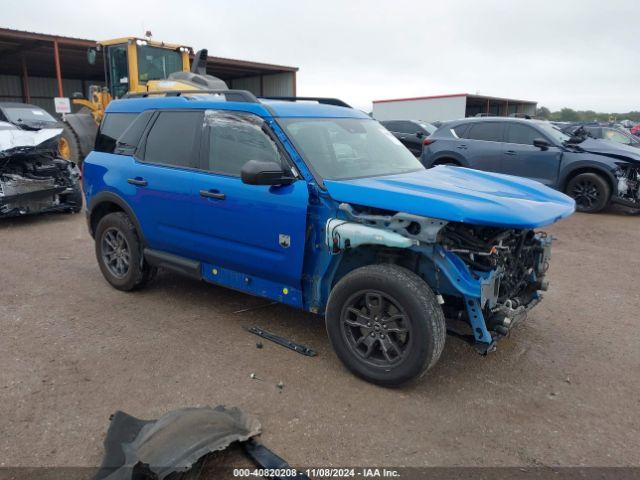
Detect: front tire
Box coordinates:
(326, 264, 446, 386)
(566, 172, 610, 213)
(95, 212, 156, 291)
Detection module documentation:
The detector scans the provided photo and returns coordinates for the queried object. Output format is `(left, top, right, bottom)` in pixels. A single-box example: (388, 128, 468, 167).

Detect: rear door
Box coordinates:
(129, 110, 202, 256)
(500, 123, 562, 186)
(461, 121, 505, 171)
(189, 110, 309, 295)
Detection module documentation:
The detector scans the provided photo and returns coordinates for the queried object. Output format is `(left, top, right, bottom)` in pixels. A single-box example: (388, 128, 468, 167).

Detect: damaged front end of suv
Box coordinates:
(0, 122, 82, 218)
(614, 163, 640, 209)
(317, 166, 575, 355)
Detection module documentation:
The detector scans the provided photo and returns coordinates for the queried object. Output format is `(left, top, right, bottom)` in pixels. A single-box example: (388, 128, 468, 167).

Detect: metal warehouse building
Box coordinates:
(372, 93, 537, 123)
(0, 27, 298, 116)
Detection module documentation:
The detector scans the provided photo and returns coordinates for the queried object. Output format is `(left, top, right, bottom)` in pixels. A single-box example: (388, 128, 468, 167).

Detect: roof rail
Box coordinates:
(261, 96, 352, 108)
(122, 89, 259, 103)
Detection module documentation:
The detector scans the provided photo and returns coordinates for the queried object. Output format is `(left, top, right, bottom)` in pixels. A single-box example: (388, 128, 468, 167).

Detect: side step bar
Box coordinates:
(143, 249, 202, 280)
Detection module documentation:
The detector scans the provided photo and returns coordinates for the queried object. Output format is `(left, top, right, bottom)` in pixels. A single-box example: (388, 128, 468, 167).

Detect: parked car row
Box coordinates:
(382, 116, 640, 213)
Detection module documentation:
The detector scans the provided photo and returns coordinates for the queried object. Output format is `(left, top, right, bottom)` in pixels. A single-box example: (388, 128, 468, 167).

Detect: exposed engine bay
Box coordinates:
(440, 223, 549, 306)
(615, 164, 640, 207)
(0, 122, 81, 218)
(328, 204, 553, 350)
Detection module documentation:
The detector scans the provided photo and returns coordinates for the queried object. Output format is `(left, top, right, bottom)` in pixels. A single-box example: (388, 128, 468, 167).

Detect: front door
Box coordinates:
(189, 110, 309, 292)
(500, 123, 562, 186)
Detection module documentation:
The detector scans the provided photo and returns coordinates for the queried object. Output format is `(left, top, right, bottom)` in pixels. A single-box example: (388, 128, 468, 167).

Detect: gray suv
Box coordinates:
(421, 117, 640, 213)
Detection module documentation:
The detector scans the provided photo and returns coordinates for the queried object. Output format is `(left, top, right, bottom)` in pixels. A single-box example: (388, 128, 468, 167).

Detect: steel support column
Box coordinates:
(21, 54, 30, 103)
(53, 40, 63, 97)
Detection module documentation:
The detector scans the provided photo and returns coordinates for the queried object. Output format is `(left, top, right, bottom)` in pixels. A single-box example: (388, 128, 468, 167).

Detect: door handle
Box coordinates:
(200, 189, 226, 200)
(457, 145, 467, 150)
(127, 178, 148, 187)
(505, 150, 517, 155)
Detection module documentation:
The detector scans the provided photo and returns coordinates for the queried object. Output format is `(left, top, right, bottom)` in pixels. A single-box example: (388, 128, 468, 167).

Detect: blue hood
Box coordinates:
(324, 166, 575, 229)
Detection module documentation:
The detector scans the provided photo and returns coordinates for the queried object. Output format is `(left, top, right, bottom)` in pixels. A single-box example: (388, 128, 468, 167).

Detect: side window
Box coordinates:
(399, 121, 420, 134)
(452, 124, 468, 138)
(143, 111, 202, 168)
(95, 113, 137, 153)
(381, 121, 400, 132)
(114, 110, 155, 155)
(107, 44, 129, 99)
(505, 124, 540, 145)
(466, 122, 503, 142)
(204, 110, 281, 176)
(603, 128, 632, 145)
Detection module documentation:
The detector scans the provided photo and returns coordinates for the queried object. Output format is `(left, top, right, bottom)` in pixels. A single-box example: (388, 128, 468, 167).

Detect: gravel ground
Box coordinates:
(1, 208, 638, 470)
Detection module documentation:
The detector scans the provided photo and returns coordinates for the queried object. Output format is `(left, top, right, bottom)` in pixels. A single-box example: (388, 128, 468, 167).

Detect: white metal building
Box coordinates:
(372, 93, 537, 123)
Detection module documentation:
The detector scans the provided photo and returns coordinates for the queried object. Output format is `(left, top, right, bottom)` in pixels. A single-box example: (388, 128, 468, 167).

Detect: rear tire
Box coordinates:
(565, 172, 610, 213)
(326, 264, 446, 387)
(95, 212, 156, 291)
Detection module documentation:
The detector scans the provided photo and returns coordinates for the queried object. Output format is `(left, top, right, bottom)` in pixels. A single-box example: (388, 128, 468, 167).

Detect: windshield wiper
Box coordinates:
(13, 121, 42, 131)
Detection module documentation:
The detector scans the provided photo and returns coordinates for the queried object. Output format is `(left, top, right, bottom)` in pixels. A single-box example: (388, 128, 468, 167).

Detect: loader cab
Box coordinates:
(99, 38, 191, 99)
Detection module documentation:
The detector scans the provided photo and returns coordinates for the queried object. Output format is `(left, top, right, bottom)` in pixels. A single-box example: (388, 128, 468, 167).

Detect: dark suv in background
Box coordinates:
(380, 120, 436, 156)
(422, 117, 640, 213)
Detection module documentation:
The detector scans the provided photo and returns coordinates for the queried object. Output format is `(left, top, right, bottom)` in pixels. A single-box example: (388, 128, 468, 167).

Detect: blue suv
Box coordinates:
(83, 92, 574, 386)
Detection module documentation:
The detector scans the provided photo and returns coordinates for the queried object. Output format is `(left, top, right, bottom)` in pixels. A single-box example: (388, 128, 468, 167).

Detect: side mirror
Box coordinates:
(241, 160, 295, 186)
(415, 131, 424, 139)
(533, 138, 550, 150)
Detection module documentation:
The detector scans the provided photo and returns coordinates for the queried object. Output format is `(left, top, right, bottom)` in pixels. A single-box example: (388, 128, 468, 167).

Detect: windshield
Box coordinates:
(536, 122, 571, 144)
(280, 118, 424, 180)
(137, 46, 183, 82)
(3, 107, 57, 125)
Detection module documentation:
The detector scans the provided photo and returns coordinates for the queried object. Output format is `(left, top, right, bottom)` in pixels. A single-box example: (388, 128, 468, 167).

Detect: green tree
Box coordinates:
(536, 106, 551, 119)
(557, 108, 579, 121)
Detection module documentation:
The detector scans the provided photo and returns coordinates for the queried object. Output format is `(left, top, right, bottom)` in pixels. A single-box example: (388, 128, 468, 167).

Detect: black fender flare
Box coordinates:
(87, 191, 146, 244)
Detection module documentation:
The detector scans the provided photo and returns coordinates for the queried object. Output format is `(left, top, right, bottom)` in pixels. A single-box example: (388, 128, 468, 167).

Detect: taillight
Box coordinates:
(422, 138, 436, 145)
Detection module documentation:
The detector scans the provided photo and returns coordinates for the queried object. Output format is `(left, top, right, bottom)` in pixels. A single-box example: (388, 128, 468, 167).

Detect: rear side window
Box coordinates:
(452, 124, 468, 138)
(204, 110, 281, 176)
(143, 111, 203, 168)
(114, 110, 154, 155)
(95, 113, 137, 153)
(505, 124, 539, 145)
(466, 122, 503, 142)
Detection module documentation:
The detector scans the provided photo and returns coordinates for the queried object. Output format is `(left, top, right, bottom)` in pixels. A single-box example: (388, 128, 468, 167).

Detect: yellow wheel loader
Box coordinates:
(61, 37, 227, 164)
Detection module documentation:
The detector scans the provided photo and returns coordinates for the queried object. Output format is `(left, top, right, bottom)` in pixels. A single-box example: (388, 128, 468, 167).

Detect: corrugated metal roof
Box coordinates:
(373, 93, 536, 105)
(0, 27, 298, 72)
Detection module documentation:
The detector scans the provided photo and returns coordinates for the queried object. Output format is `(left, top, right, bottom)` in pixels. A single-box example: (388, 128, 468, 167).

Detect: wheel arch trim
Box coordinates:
(560, 163, 617, 195)
(87, 191, 146, 244)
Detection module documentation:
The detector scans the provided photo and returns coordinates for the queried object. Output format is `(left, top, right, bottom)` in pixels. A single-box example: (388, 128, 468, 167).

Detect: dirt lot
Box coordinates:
(1, 208, 639, 469)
